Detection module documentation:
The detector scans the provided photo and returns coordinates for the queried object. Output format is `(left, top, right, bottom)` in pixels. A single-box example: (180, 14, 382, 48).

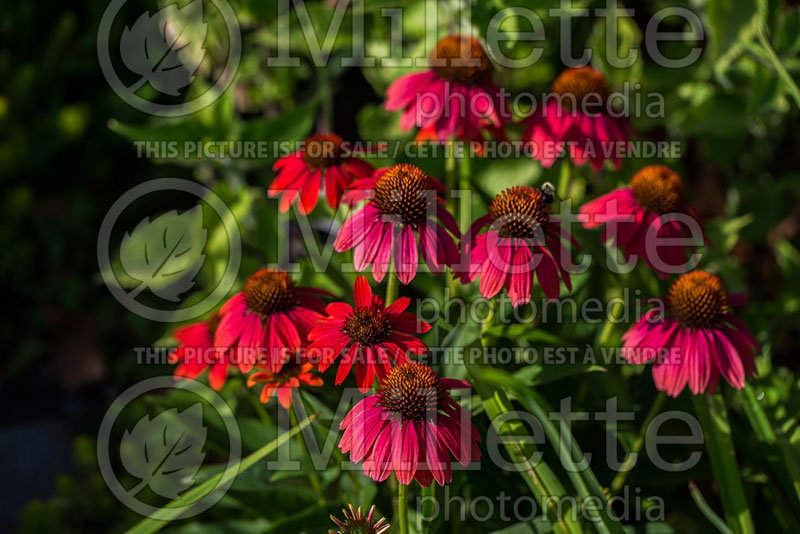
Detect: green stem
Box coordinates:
(691, 393, 755, 534)
(756, 25, 800, 108)
(458, 144, 471, 233)
(420, 484, 436, 534)
(610, 391, 667, 495)
(290, 407, 325, 505)
(689, 481, 736, 534)
(445, 139, 457, 196)
(480, 299, 496, 344)
(397, 481, 409, 534)
(385, 269, 399, 306)
(557, 159, 571, 199)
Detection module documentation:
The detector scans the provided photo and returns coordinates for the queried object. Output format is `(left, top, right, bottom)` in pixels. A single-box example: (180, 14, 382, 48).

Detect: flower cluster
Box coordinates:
(165, 32, 762, 529)
(170, 272, 479, 487)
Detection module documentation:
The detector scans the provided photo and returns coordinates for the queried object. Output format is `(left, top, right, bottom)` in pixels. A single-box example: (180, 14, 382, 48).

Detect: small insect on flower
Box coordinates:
(460, 185, 579, 306)
(329, 504, 390, 534)
(537, 181, 558, 205)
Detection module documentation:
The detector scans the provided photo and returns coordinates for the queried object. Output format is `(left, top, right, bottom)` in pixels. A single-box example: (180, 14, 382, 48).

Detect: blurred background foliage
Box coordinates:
(2, 0, 800, 532)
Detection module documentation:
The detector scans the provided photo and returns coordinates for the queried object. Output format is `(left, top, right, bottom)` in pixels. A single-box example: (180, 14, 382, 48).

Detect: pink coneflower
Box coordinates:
(622, 271, 760, 396)
(269, 134, 374, 214)
(214, 269, 328, 373)
(307, 276, 431, 393)
(523, 66, 631, 172)
(339, 362, 481, 487)
(384, 35, 508, 144)
(580, 166, 705, 278)
(247, 357, 322, 409)
(169, 312, 229, 390)
(461, 185, 577, 306)
(334, 163, 459, 284)
(329, 504, 389, 534)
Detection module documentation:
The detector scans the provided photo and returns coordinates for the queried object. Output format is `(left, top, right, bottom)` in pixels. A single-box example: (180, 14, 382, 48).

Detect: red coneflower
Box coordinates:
(169, 312, 230, 390)
(269, 133, 374, 214)
(523, 66, 631, 172)
(329, 504, 390, 534)
(247, 357, 322, 409)
(384, 35, 509, 144)
(580, 166, 705, 278)
(339, 362, 481, 487)
(335, 164, 460, 284)
(307, 276, 430, 393)
(622, 271, 760, 396)
(461, 185, 577, 306)
(214, 269, 329, 373)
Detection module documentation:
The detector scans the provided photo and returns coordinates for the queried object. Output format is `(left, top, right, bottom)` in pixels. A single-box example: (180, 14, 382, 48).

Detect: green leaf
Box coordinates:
(473, 157, 541, 198)
(465, 356, 583, 534)
(488, 523, 536, 534)
(691, 394, 755, 534)
(478, 366, 626, 534)
(484, 324, 566, 345)
(240, 102, 316, 147)
(689, 482, 735, 534)
(707, 0, 759, 58)
(775, 8, 800, 57)
(738, 385, 800, 511)
(513, 363, 606, 386)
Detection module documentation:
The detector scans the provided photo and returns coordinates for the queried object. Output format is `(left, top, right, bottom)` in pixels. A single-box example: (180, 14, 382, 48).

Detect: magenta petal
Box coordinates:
(394, 224, 419, 285)
(712, 330, 746, 389)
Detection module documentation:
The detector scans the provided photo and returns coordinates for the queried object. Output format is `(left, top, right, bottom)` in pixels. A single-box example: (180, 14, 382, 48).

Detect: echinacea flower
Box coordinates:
(329, 504, 389, 534)
(339, 362, 481, 487)
(269, 134, 374, 214)
(385, 34, 509, 144)
(308, 276, 430, 393)
(334, 164, 460, 284)
(247, 356, 322, 409)
(461, 185, 577, 306)
(622, 271, 760, 396)
(580, 166, 705, 278)
(214, 269, 328, 373)
(523, 66, 631, 171)
(169, 312, 230, 390)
